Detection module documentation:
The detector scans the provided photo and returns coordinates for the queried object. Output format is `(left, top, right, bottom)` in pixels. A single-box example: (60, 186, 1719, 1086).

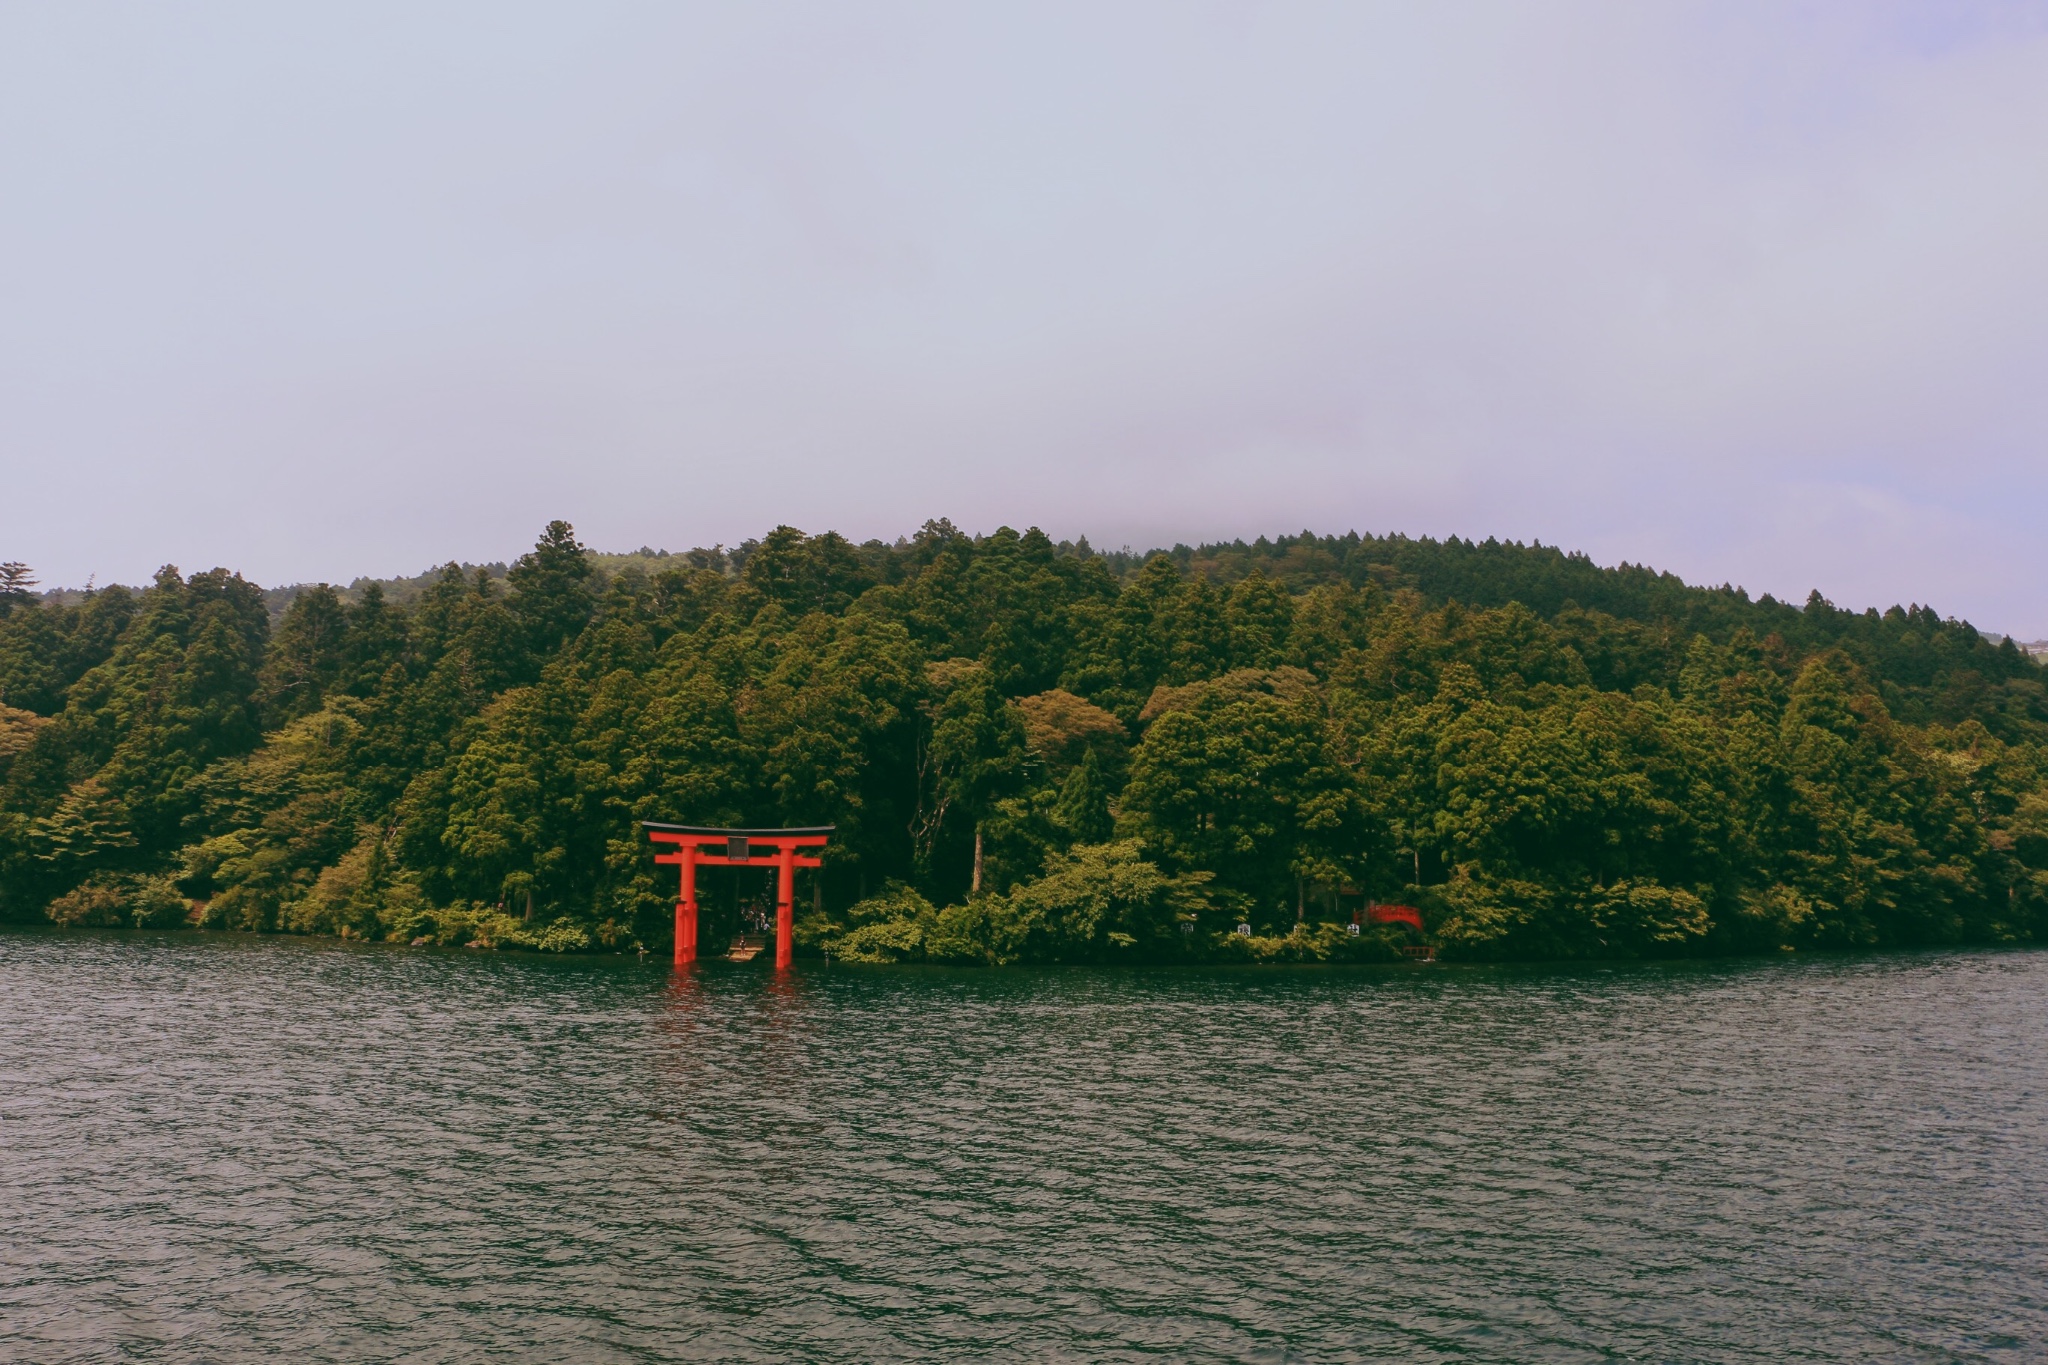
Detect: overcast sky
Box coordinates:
(3, 2, 2047, 630)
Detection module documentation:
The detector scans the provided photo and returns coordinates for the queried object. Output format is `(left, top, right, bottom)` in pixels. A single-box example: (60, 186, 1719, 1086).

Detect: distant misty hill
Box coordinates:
(6, 519, 2046, 966)
(25, 523, 2045, 732)
(57, 525, 2026, 648)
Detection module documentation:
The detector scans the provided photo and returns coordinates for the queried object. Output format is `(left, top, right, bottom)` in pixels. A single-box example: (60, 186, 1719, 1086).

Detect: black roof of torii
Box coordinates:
(641, 822, 836, 837)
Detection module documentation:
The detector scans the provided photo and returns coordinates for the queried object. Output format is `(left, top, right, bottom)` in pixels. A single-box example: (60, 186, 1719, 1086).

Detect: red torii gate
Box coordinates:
(644, 822, 833, 970)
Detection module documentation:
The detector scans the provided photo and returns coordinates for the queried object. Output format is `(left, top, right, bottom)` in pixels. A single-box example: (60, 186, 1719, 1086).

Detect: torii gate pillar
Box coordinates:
(644, 823, 833, 970)
(672, 843, 699, 966)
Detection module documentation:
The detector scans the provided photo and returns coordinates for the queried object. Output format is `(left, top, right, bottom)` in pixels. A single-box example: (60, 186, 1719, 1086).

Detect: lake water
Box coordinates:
(3, 931, 2044, 1362)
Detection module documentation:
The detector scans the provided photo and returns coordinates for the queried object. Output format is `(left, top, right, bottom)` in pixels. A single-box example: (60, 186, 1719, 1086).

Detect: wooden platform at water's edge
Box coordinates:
(727, 934, 769, 962)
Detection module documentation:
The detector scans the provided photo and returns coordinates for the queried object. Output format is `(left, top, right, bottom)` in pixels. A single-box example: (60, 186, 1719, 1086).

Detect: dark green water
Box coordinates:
(3, 932, 2044, 1362)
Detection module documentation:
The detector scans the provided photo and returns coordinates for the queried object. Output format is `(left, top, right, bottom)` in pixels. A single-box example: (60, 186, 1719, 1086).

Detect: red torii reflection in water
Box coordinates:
(643, 823, 833, 970)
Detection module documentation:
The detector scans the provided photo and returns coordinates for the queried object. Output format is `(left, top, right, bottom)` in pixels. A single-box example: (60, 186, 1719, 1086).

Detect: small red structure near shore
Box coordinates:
(644, 823, 833, 970)
(1358, 902, 1436, 959)
(1365, 903, 1425, 933)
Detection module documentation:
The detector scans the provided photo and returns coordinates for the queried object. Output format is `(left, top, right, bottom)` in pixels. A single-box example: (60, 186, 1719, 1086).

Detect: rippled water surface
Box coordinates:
(4, 932, 2046, 1362)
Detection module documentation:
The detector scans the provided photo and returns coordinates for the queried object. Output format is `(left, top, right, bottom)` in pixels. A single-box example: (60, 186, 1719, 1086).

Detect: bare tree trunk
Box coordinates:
(972, 824, 984, 897)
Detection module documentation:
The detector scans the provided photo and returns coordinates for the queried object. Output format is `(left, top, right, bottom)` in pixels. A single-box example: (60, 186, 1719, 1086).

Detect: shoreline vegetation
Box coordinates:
(3, 521, 2046, 965)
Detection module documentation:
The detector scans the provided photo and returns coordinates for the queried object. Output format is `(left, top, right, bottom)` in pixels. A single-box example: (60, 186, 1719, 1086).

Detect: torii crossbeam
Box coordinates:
(643, 823, 833, 970)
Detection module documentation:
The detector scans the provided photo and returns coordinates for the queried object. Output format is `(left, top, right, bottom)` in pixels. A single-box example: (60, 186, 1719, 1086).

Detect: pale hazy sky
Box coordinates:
(4, 2, 2048, 630)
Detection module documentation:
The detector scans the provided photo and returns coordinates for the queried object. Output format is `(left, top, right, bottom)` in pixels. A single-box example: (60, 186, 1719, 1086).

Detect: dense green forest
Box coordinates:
(3, 520, 2046, 964)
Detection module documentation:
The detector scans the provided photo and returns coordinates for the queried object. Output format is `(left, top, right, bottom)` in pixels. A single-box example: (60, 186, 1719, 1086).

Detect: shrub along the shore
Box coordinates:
(4, 520, 2046, 963)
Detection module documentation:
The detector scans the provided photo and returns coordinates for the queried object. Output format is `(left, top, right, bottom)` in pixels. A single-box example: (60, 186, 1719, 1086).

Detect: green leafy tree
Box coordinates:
(913, 660, 1027, 895)
(0, 561, 37, 615)
(1053, 747, 1114, 843)
(1122, 687, 1364, 920)
(507, 520, 594, 661)
(261, 585, 350, 723)
(743, 526, 879, 615)
(970, 840, 1216, 962)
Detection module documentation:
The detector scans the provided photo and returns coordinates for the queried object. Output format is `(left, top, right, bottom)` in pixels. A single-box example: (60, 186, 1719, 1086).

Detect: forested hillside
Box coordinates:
(3, 521, 2046, 963)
